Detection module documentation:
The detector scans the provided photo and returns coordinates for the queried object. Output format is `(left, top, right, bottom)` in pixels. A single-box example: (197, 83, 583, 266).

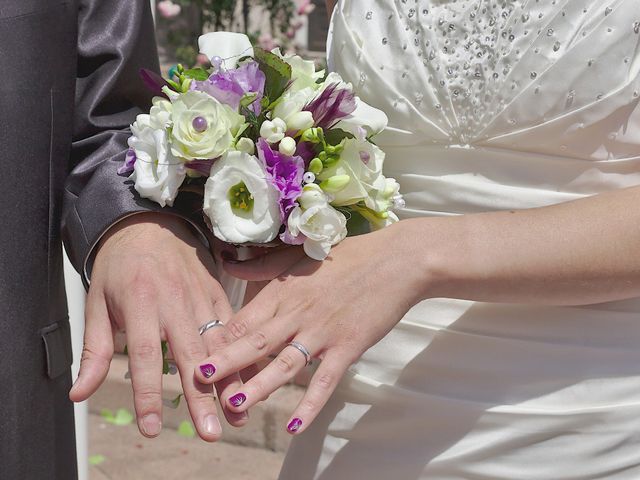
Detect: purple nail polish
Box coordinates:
(199, 363, 216, 378)
(229, 393, 247, 407)
(287, 418, 303, 433)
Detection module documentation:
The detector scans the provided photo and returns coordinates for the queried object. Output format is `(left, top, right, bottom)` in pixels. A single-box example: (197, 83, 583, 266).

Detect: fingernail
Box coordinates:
(141, 414, 162, 437)
(229, 393, 247, 407)
(287, 418, 303, 434)
(203, 415, 222, 436)
(199, 363, 216, 378)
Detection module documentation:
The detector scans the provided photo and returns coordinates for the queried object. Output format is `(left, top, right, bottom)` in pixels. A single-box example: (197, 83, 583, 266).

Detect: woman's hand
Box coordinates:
(193, 221, 427, 434)
(70, 213, 249, 442)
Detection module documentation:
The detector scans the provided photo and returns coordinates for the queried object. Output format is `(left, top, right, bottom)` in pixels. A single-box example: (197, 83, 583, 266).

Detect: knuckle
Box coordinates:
(81, 344, 112, 365)
(246, 330, 269, 352)
(134, 389, 161, 405)
(301, 398, 317, 412)
(129, 277, 158, 303)
(228, 318, 249, 339)
(274, 353, 297, 375)
(180, 339, 205, 362)
(314, 372, 335, 391)
(130, 342, 161, 363)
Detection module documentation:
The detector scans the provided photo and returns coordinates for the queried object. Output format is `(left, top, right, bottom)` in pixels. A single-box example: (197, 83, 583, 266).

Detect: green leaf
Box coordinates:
(177, 420, 196, 438)
(164, 394, 184, 409)
(324, 128, 355, 146)
(89, 455, 106, 466)
(254, 48, 292, 104)
(100, 409, 115, 423)
(183, 67, 210, 81)
(102, 408, 134, 426)
(345, 209, 371, 237)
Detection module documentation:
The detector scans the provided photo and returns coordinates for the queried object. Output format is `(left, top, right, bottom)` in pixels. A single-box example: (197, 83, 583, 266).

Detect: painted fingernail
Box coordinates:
(141, 413, 162, 437)
(229, 393, 247, 407)
(287, 418, 303, 434)
(199, 363, 216, 378)
(203, 415, 222, 436)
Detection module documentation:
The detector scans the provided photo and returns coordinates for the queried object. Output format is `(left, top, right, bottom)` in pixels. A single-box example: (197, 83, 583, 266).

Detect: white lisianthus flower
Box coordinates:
(204, 151, 281, 244)
(170, 91, 245, 161)
(272, 88, 315, 132)
(260, 118, 287, 143)
(317, 138, 385, 207)
(287, 184, 348, 260)
(273, 49, 324, 92)
(199, 32, 254, 69)
(129, 114, 186, 207)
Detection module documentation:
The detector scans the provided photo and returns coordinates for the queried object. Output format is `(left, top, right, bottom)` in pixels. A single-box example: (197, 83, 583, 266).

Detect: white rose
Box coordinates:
(260, 118, 287, 144)
(149, 96, 173, 129)
(129, 114, 186, 207)
(288, 184, 347, 260)
(272, 88, 315, 132)
(199, 32, 254, 69)
(204, 151, 281, 244)
(273, 49, 324, 92)
(318, 138, 385, 206)
(170, 91, 245, 161)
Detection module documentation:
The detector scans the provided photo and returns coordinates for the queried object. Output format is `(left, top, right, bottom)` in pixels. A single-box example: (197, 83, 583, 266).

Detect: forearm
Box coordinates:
(405, 186, 640, 306)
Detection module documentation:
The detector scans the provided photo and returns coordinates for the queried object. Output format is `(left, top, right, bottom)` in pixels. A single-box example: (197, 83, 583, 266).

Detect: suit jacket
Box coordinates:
(0, 1, 194, 478)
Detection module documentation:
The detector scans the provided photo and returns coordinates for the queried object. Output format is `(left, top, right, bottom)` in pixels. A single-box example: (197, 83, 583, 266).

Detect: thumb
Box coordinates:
(222, 246, 306, 281)
(69, 290, 114, 402)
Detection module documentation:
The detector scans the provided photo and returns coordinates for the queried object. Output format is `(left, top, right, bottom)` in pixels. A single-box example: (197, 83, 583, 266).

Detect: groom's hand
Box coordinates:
(69, 213, 248, 441)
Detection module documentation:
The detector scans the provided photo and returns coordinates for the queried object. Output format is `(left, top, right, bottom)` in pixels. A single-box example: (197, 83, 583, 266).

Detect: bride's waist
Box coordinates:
(381, 143, 640, 215)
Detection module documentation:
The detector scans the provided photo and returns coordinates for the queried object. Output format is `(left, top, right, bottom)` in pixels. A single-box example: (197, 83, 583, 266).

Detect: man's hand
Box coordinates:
(69, 213, 248, 441)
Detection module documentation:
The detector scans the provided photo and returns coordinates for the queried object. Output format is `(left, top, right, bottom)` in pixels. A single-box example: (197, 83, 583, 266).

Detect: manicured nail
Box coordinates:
(229, 393, 247, 407)
(203, 415, 222, 436)
(141, 414, 162, 436)
(287, 418, 303, 433)
(199, 363, 216, 378)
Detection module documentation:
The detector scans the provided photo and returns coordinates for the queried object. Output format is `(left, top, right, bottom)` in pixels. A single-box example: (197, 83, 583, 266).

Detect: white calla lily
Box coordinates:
(198, 32, 254, 69)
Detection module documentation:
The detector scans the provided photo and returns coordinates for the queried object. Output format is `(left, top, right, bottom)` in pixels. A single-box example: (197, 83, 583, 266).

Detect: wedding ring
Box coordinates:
(287, 341, 312, 366)
(198, 320, 224, 336)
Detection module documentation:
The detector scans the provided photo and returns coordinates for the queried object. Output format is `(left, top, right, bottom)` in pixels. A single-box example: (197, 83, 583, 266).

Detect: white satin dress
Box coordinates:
(278, 1, 640, 479)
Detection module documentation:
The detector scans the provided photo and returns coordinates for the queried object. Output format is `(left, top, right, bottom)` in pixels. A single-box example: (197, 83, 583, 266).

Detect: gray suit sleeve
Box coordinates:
(62, 0, 206, 285)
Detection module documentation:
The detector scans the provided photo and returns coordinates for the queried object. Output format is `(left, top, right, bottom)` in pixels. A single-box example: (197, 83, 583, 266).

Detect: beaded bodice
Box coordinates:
(329, 0, 640, 161)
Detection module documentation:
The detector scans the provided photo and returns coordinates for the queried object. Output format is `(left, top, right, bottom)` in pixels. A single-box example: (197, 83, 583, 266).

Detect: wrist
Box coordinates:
(392, 216, 473, 302)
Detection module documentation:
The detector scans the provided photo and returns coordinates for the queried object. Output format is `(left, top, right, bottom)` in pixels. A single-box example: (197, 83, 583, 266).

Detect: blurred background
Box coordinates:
(67, 1, 329, 479)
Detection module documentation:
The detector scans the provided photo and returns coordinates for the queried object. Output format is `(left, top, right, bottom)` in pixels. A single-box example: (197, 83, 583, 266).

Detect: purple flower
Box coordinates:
(186, 159, 214, 176)
(304, 83, 356, 129)
(295, 141, 317, 164)
(118, 148, 137, 175)
(191, 61, 266, 114)
(257, 138, 304, 222)
(139, 68, 170, 99)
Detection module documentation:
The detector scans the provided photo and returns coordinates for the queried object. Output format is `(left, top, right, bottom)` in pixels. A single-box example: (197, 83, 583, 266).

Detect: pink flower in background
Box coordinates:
(296, 0, 316, 16)
(158, 0, 181, 18)
(258, 32, 278, 51)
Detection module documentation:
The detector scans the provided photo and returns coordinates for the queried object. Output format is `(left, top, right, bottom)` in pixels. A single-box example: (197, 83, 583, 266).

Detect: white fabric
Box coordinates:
(279, 1, 640, 479)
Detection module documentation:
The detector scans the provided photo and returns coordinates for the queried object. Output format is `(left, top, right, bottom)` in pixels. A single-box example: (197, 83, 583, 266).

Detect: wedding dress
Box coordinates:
(278, 1, 640, 478)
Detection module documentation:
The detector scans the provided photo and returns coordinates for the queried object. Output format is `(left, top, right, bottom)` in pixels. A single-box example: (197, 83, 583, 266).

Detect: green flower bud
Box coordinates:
(318, 151, 328, 161)
(320, 174, 351, 193)
(240, 92, 259, 108)
(301, 127, 324, 144)
(309, 158, 323, 175)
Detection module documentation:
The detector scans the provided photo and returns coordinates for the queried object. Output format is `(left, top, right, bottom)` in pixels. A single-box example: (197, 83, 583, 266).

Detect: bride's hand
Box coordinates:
(194, 221, 427, 434)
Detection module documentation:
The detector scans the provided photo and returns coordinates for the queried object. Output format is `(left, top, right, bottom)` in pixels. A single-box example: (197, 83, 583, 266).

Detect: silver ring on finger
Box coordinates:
(198, 319, 224, 336)
(287, 341, 312, 366)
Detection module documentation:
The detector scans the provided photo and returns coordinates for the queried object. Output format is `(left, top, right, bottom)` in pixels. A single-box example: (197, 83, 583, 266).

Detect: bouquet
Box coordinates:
(120, 32, 404, 260)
